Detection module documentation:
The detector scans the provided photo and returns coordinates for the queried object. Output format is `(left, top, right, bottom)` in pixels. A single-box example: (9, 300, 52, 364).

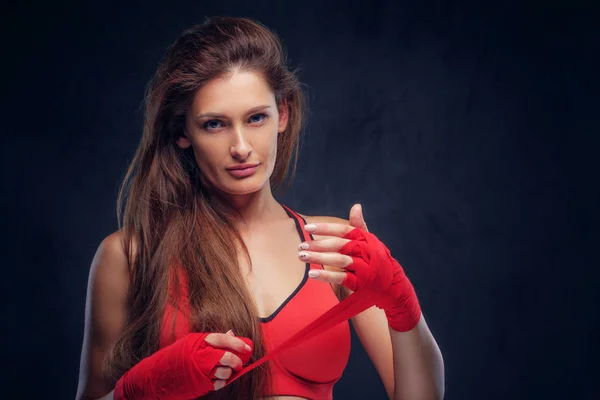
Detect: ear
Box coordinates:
(277, 99, 290, 134)
(176, 135, 192, 149)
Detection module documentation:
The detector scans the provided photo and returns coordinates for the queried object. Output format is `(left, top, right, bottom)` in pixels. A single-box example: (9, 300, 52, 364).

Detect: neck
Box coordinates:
(215, 185, 287, 232)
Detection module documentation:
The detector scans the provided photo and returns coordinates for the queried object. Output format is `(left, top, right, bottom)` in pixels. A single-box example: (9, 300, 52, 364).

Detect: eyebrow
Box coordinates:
(195, 105, 272, 119)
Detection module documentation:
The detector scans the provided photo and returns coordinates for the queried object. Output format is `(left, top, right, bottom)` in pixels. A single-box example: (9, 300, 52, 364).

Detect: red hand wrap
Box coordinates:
(338, 228, 422, 332)
(114, 332, 253, 400)
(225, 209, 425, 386)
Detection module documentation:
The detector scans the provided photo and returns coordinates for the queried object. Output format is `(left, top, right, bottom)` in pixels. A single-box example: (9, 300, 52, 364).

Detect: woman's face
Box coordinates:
(179, 70, 289, 196)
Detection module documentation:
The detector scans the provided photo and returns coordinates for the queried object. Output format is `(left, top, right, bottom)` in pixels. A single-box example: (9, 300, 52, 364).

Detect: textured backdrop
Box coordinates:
(1, 0, 598, 399)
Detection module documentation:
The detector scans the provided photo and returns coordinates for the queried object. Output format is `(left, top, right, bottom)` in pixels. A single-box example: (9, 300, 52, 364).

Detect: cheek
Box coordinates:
(266, 134, 278, 165)
(266, 133, 279, 174)
(190, 141, 219, 172)
(269, 128, 279, 154)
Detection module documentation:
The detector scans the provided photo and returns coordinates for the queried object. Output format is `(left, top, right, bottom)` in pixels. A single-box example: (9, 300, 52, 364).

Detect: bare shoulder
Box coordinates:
(298, 214, 350, 226)
(89, 230, 132, 291)
(76, 229, 132, 399)
(95, 230, 128, 268)
(86, 229, 132, 343)
(95, 229, 139, 269)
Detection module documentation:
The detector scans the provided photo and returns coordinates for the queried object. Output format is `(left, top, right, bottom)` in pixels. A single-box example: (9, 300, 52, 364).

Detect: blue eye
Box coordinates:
(202, 113, 268, 131)
(203, 120, 224, 130)
(249, 113, 268, 123)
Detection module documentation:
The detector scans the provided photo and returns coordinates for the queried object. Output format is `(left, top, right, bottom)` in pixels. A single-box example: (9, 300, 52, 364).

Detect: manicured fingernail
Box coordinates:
(304, 224, 317, 232)
(298, 242, 309, 250)
(245, 344, 252, 352)
(308, 270, 320, 278)
(298, 252, 310, 260)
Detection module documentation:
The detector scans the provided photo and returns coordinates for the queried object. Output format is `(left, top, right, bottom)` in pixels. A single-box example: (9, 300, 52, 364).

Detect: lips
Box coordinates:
(226, 163, 260, 170)
(226, 163, 260, 178)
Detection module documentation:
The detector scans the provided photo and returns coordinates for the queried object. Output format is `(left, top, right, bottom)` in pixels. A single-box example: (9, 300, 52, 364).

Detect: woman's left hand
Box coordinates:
(299, 204, 422, 332)
(298, 203, 370, 287)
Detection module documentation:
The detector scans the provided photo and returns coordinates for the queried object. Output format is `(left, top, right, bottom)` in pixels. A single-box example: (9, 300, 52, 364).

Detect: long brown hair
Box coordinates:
(103, 16, 306, 399)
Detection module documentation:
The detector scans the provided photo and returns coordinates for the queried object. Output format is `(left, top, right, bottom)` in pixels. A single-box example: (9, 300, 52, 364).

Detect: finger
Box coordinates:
(298, 250, 353, 269)
(299, 237, 350, 253)
(213, 366, 233, 380)
(304, 221, 355, 237)
(213, 379, 226, 391)
(349, 204, 368, 232)
(218, 351, 244, 371)
(357, 204, 369, 232)
(308, 269, 346, 285)
(205, 332, 252, 354)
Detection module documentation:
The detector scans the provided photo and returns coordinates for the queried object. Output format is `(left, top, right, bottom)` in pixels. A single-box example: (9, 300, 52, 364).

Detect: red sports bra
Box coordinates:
(159, 205, 351, 399)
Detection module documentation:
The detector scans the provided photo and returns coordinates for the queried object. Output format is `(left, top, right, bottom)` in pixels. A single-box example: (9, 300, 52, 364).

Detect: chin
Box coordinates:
(226, 186, 263, 196)
(218, 177, 267, 196)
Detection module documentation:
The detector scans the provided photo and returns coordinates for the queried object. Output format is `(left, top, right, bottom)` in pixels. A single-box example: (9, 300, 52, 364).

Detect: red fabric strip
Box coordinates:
(228, 288, 377, 384)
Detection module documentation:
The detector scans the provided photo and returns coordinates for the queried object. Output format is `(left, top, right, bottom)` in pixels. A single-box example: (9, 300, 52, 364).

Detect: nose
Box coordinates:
(230, 125, 252, 160)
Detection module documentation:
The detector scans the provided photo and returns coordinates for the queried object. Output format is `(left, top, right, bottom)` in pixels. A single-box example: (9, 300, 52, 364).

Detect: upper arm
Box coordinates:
(300, 213, 395, 398)
(76, 230, 131, 400)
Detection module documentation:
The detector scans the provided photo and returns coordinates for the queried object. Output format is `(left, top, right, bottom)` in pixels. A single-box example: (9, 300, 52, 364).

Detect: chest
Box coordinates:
(238, 219, 308, 320)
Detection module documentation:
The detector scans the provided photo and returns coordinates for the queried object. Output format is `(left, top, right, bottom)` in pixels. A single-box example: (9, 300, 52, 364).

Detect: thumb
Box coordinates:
(360, 204, 369, 232)
(349, 204, 368, 232)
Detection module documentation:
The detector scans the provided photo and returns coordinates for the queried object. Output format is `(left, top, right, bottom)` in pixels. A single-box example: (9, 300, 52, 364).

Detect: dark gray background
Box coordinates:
(1, 0, 598, 399)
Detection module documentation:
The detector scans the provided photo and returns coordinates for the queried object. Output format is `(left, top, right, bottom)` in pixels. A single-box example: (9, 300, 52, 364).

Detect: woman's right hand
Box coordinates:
(114, 330, 253, 399)
(205, 330, 253, 390)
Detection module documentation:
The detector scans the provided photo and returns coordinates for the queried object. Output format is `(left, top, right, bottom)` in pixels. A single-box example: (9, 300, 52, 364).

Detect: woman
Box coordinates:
(76, 16, 444, 400)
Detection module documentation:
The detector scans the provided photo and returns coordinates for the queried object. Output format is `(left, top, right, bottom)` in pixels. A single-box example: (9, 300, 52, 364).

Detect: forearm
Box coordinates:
(390, 313, 445, 400)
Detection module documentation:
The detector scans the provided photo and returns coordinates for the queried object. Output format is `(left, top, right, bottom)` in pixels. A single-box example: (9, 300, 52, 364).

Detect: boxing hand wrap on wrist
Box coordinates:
(114, 332, 253, 400)
(339, 228, 421, 332)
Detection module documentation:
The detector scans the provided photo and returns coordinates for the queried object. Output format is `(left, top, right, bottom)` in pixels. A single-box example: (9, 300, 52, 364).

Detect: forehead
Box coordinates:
(190, 70, 275, 115)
